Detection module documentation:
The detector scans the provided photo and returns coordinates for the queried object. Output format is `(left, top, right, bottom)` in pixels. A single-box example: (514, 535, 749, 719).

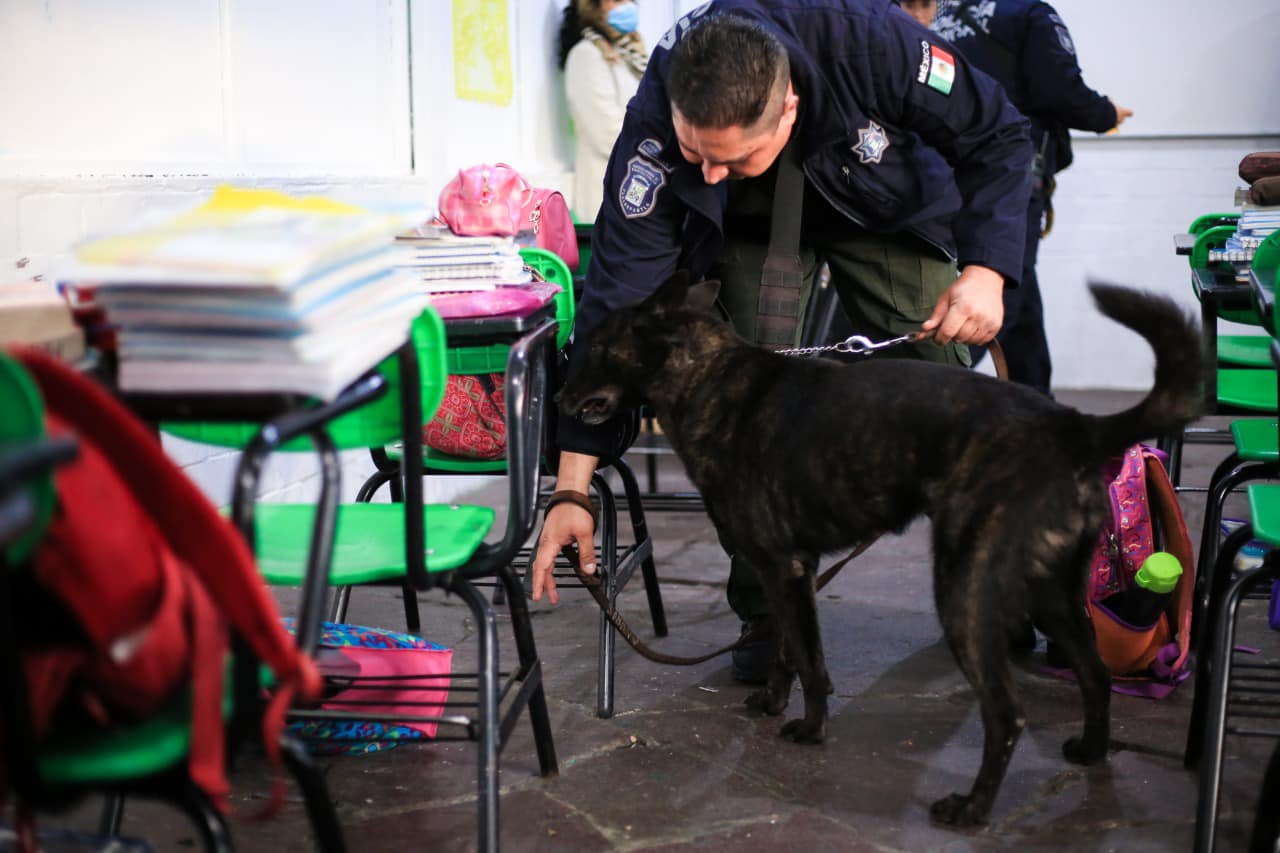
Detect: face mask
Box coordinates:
(606, 2, 640, 35)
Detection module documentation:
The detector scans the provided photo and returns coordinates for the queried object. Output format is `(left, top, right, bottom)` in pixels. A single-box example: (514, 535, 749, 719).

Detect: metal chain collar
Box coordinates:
(776, 330, 929, 357)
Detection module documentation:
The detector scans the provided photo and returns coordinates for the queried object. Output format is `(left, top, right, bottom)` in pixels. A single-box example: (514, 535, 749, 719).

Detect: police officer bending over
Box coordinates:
(530, 0, 1033, 684)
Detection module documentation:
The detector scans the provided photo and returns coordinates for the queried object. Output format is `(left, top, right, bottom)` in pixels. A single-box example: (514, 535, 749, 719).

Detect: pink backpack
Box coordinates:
(1050, 445, 1195, 698)
(438, 163, 579, 270)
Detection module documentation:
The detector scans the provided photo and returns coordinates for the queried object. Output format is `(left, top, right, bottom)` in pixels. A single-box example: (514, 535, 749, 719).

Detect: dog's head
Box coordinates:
(560, 271, 722, 425)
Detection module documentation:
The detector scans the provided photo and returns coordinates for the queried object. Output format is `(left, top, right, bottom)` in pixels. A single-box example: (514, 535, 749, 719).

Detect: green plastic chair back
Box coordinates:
(1254, 230, 1280, 282)
(1189, 212, 1240, 236)
(443, 248, 575, 379)
(163, 306, 449, 451)
(1190, 224, 1241, 270)
(573, 221, 593, 292)
(0, 354, 54, 564)
(1189, 224, 1262, 326)
(520, 247, 576, 350)
(421, 248, 573, 472)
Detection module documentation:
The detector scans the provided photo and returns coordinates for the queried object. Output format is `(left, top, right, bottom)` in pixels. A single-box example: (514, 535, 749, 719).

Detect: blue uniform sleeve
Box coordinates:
(872, 10, 1033, 285)
(557, 101, 686, 460)
(1017, 3, 1116, 134)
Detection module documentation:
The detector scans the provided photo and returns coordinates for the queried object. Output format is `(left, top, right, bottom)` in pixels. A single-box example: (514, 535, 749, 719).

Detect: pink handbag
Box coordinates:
(438, 163, 527, 238)
(524, 187, 579, 270)
(439, 163, 579, 269)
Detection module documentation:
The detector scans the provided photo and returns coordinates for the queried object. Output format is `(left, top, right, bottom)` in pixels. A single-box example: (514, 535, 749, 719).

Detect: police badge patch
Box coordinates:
(620, 156, 666, 218)
(852, 121, 890, 164)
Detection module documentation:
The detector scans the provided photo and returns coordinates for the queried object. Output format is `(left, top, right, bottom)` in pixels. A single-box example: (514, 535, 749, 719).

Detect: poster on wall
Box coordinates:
(452, 0, 513, 106)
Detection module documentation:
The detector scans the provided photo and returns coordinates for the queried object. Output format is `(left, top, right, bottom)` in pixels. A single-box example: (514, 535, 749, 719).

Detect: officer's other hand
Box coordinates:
(922, 265, 1005, 346)
(1109, 99, 1134, 129)
(530, 502, 598, 604)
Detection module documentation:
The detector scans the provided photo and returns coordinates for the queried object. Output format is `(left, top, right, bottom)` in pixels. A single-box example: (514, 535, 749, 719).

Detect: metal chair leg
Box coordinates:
(280, 733, 347, 853)
(97, 794, 125, 836)
(592, 472, 618, 719)
(1186, 525, 1254, 770)
(329, 585, 352, 624)
(1193, 457, 1280, 651)
(172, 779, 234, 853)
(612, 457, 668, 637)
(452, 575, 500, 853)
(496, 562, 559, 777)
(1194, 554, 1280, 852)
(382, 474, 422, 633)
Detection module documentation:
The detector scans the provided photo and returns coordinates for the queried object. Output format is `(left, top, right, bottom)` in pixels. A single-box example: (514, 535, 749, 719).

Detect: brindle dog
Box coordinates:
(559, 272, 1203, 826)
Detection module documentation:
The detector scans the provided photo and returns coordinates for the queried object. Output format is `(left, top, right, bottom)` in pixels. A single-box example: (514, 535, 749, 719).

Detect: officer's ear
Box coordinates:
(686, 279, 721, 312)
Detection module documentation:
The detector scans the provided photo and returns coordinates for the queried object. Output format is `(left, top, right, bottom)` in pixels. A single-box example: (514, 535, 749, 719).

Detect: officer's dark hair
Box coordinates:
(668, 14, 790, 131)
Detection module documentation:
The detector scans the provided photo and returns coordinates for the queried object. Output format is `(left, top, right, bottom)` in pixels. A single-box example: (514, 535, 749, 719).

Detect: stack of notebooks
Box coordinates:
(1214, 199, 1280, 265)
(59, 186, 428, 399)
(395, 223, 531, 293)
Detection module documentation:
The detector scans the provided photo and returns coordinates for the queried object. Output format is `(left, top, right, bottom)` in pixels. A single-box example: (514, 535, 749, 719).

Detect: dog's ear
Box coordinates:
(646, 270, 695, 312)
(686, 279, 721, 312)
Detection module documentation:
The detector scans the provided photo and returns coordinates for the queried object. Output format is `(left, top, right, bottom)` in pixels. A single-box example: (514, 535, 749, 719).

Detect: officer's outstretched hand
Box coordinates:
(923, 265, 1005, 346)
(1109, 99, 1134, 131)
(530, 503, 598, 604)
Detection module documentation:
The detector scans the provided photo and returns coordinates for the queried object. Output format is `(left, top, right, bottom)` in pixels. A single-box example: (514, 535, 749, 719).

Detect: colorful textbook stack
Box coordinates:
(59, 187, 427, 399)
(394, 223, 531, 294)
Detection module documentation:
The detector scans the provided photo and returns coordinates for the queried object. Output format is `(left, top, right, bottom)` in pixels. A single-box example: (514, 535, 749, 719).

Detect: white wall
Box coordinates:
(0, 1, 1277, 504)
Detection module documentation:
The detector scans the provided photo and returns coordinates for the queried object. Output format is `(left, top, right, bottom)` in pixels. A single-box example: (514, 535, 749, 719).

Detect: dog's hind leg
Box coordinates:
(929, 559, 1025, 827)
(1030, 538, 1111, 766)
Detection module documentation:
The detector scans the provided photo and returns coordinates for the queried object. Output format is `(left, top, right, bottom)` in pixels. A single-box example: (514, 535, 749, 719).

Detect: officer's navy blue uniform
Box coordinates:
(934, 0, 1117, 394)
(561, 0, 1032, 459)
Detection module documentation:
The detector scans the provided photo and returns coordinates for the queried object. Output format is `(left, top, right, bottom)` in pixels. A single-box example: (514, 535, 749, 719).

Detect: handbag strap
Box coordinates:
(755, 139, 806, 349)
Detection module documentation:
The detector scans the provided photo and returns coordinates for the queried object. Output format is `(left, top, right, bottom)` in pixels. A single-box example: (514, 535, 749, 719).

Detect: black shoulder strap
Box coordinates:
(755, 138, 806, 349)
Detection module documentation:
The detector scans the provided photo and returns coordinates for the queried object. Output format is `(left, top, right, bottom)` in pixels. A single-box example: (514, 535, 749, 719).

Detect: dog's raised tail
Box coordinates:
(1087, 281, 1205, 455)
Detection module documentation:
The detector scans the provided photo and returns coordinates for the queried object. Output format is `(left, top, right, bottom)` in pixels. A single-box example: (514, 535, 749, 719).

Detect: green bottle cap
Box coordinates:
(1134, 551, 1182, 595)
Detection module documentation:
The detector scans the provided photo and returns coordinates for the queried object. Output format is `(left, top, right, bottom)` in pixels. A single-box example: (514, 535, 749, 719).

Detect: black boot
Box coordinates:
(730, 617, 776, 685)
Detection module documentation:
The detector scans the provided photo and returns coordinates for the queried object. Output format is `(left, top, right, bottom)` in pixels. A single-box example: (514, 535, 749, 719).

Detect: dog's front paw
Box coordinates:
(779, 717, 825, 744)
(1062, 735, 1108, 765)
(929, 793, 989, 827)
(745, 686, 788, 716)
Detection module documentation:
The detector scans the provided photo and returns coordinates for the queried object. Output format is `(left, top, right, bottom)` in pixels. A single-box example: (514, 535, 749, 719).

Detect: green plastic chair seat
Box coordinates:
(1247, 484, 1280, 547)
(1217, 368, 1278, 412)
(1217, 335, 1274, 367)
(254, 502, 495, 585)
(39, 698, 195, 783)
(38, 678, 235, 785)
(1231, 420, 1279, 462)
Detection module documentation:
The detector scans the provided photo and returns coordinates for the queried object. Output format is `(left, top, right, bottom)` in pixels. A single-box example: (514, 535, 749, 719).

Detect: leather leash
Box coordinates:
(563, 538, 875, 666)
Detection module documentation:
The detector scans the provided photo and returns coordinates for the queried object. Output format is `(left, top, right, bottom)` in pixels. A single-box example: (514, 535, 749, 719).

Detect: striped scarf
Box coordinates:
(581, 26, 647, 80)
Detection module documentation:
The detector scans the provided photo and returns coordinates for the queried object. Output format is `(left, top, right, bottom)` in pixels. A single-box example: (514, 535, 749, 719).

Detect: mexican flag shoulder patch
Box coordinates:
(917, 42, 956, 96)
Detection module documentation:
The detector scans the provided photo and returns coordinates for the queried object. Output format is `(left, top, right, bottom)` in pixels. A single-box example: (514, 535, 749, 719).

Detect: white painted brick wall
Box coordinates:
(1042, 135, 1280, 389)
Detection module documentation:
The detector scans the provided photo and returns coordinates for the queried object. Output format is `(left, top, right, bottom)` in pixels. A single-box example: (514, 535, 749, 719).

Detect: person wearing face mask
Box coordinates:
(558, 1, 648, 222)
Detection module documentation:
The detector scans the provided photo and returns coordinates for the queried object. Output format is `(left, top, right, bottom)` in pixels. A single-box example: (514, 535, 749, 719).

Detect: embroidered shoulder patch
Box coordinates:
(637, 137, 674, 172)
(1054, 25, 1075, 55)
(919, 43, 956, 96)
(620, 156, 667, 218)
(852, 121, 890, 164)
